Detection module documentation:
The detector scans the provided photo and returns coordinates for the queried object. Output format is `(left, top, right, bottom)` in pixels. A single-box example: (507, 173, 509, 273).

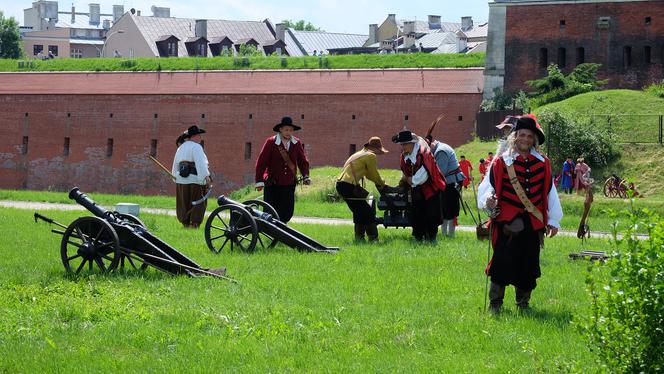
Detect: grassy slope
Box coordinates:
(0, 53, 485, 72)
(534, 90, 664, 197)
(0, 207, 600, 371)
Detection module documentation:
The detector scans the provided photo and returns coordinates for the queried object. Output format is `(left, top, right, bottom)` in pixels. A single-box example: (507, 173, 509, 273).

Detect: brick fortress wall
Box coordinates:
(503, 1, 664, 93)
(0, 70, 484, 195)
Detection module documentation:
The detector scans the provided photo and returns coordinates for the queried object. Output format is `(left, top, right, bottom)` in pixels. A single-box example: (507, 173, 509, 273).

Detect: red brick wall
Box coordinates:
(0, 91, 481, 195)
(504, 1, 664, 93)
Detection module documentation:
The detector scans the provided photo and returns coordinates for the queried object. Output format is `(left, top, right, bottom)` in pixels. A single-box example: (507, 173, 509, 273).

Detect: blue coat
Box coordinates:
(561, 161, 575, 189)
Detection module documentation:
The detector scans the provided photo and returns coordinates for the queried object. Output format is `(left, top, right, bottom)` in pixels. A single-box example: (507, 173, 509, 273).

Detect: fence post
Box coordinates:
(659, 115, 663, 145)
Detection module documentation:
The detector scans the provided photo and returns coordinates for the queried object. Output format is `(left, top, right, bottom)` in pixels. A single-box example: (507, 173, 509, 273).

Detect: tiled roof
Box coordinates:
(55, 14, 113, 30)
(133, 15, 275, 57)
(397, 19, 461, 34)
(0, 69, 485, 95)
(286, 29, 368, 56)
(464, 22, 488, 39)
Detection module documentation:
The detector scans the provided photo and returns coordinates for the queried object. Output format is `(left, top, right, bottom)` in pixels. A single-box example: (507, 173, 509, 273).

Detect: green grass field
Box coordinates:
(0, 53, 485, 72)
(0, 207, 605, 371)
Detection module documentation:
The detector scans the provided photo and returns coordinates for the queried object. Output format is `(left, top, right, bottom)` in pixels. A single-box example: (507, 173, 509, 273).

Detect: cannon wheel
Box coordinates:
(60, 216, 120, 274)
(113, 213, 150, 271)
(242, 199, 280, 249)
(617, 180, 628, 198)
(205, 204, 258, 254)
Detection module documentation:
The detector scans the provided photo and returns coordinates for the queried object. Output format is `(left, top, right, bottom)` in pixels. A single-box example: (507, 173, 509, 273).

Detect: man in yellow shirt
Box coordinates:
(336, 137, 393, 242)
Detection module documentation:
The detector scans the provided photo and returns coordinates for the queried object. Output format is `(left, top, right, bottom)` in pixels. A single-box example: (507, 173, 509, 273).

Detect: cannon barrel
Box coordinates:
(68, 187, 117, 223)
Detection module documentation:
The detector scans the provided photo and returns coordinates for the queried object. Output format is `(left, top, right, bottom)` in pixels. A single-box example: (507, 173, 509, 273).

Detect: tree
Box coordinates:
(280, 19, 321, 31)
(526, 63, 607, 106)
(0, 11, 22, 59)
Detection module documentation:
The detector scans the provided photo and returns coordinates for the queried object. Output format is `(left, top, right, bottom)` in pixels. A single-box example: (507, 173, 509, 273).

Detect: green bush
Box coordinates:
(538, 109, 619, 169)
(644, 80, 664, 98)
(527, 63, 607, 107)
(580, 207, 664, 372)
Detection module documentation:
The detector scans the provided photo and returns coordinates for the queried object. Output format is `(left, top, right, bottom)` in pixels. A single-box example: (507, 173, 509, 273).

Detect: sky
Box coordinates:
(2, 0, 490, 35)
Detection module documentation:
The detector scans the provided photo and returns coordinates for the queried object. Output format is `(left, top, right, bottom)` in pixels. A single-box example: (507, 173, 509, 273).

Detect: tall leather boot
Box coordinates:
(366, 223, 379, 242)
(354, 224, 366, 242)
(447, 219, 456, 238)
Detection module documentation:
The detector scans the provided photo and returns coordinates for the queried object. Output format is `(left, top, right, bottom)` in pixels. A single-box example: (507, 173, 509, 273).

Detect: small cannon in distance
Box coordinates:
(203, 196, 339, 254)
(34, 187, 234, 282)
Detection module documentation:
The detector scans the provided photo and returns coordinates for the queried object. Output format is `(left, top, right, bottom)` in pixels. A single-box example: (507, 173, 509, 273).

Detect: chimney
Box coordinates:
(428, 15, 441, 29)
(275, 23, 285, 41)
(151, 6, 170, 18)
(195, 19, 207, 38)
(369, 24, 378, 44)
(71, 6, 75, 24)
(137, 10, 141, 16)
(102, 19, 110, 30)
(461, 16, 473, 31)
(89, 3, 100, 25)
(387, 14, 396, 23)
(113, 5, 124, 22)
(403, 20, 416, 35)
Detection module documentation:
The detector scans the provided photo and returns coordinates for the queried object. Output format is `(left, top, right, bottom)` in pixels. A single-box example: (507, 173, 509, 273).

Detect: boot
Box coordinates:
(354, 224, 366, 242)
(515, 287, 532, 310)
(366, 223, 379, 242)
(489, 282, 505, 313)
(440, 220, 449, 237)
(447, 219, 456, 238)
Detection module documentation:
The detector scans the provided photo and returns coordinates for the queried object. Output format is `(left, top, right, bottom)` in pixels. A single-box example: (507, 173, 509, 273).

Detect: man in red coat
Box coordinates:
(393, 130, 446, 242)
(458, 155, 473, 189)
(255, 116, 311, 223)
(478, 116, 562, 312)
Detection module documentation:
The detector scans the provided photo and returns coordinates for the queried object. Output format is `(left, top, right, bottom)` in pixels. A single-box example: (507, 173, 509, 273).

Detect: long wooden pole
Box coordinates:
(149, 155, 176, 182)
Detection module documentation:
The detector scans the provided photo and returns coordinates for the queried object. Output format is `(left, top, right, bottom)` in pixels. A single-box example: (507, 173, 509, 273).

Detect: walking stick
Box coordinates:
(484, 221, 492, 312)
(149, 155, 176, 182)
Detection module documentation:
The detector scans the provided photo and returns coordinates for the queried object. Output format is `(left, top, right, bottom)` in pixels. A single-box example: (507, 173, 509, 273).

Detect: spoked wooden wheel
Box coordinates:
(205, 204, 258, 254)
(618, 181, 628, 198)
(603, 178, 613, 197)
(242, 199, 280, 249)
(60, 216, 120, 274)
(113, 213, 150, 271)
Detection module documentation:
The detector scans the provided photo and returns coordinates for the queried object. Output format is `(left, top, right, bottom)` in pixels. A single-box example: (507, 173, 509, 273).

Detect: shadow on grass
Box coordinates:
(488, 307, 575, 327)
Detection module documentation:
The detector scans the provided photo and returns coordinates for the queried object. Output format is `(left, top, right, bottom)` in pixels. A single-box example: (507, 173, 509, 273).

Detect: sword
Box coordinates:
(149, 155, 176, 182)
(192, 185, 213, 206)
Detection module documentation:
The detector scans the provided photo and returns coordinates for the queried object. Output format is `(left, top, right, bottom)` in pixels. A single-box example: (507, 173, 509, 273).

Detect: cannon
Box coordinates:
(34, 187, 234, 282)
(376, 190, 412, 228)
(203, 196, 339, 254)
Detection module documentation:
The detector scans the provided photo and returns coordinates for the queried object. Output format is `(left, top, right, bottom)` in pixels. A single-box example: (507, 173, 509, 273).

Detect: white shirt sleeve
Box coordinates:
(547, 180, 563, 228)
(411, 165, 429, 187)
(477, 166, 495, 209)
(193, 144, 210, 181)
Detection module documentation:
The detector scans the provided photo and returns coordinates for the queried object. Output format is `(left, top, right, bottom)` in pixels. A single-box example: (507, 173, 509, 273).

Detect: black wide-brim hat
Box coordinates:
(513, 115, 545, 145)
(392, 130, 418, 144)
(273, 116, 302, 132)
(185, 125, 206, 137)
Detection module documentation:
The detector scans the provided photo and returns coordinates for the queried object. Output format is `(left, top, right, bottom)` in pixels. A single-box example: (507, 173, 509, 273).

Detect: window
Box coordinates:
(244, 142, 252, 160)
(106, 138, 114, 158)
(458, 115, 463, 121)
(22, 136, 29, 155)
(352, 114, 356, 120)
(404, 115, 409, 121)
(67, 113, 71, 118)
(539, 48, 548, 68)
(150, 139, 158, 157)
(645, 16, 651, 25)
(167, 42, 177, 56)
(201, 113, 205, 119)
(576, 47, 585, 65)
(154, 113, 158, 118)
(558, 47, 567, 68)
(33, 44, 43, 56)
(70, 48, 83, 58)
(645, 46, 652, 64)
(249, 114, 253, 119)
(623, 46, 632, 67)
(349, 144, 356, 156)
(198, 43, 206, 56)
(64, 137, 70, 156)
(48, 45, 58, 56)
(301, 114, 305, 120)
(559, 19, 566, 28)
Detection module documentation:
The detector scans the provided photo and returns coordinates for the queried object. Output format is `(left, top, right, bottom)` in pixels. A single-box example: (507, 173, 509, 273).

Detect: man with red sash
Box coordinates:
(255, 116, 311, 223)
(477, 116, 562, 312)
(393, 130, 446, 242)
